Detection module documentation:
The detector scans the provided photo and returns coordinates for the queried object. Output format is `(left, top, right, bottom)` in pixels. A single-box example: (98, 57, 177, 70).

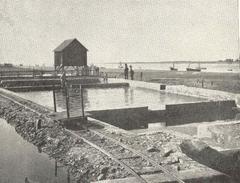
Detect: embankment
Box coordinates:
(0, 89, 128, 182)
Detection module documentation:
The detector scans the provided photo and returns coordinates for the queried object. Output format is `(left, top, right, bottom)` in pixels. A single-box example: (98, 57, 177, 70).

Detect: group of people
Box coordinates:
(124, 64, 134, 80)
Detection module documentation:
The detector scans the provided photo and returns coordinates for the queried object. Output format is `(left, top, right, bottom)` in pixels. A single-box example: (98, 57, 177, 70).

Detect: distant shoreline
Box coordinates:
(101, 61, 237, 64)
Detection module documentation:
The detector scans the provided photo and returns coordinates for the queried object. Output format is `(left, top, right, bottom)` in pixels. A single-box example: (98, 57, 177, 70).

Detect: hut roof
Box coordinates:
(54, 38, 88, 52)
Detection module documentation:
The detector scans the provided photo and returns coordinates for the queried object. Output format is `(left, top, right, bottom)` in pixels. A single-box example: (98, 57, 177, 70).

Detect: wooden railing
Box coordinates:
(0, 68, 101, 78)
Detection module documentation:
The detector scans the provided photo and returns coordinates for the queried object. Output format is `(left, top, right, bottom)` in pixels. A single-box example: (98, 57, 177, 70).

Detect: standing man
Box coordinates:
(130, 65, 134, 80)
(124, 64, 129, 79)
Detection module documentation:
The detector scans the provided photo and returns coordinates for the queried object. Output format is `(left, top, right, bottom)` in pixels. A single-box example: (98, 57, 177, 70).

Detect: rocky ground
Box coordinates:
(95, 128, 205, 172)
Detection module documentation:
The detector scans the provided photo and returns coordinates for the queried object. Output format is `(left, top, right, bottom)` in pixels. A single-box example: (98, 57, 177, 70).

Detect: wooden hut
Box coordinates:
(54, 38, 88, 72)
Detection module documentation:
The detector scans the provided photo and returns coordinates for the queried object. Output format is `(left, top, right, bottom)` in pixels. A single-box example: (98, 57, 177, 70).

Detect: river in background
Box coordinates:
(0, 119, 71, 183)
(96, 62, 240, 73)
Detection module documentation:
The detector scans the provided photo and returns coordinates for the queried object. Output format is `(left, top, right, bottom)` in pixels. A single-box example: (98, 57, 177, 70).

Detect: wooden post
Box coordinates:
(55, 160, 57, 177)
(65, 83, 70, 118)
(202, 79, 204, 88)
(53, 85, 57, 112)
(76, 66, 79, 76)
(67, 169, 70, 183)
(80, 85, 85, 118)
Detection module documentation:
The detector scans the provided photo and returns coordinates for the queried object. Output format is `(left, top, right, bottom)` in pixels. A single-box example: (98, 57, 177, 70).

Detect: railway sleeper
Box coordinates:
(117, 155, 141, 160)
(135, 166, 163, 175)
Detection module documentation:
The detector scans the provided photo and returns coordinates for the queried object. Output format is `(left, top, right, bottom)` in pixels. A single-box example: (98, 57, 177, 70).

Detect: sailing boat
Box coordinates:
(170, 63, 178, 71)
(186, 63, 201, 72)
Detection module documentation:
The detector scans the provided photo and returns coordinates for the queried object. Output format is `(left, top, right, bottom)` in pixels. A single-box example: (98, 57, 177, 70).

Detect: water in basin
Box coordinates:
(17, 87, 206, 112)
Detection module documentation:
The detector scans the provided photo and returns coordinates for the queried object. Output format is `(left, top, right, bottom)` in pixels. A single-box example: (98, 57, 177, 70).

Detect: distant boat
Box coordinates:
(186, 63, 201, 72)
(186, 68, 201, 72)
(170, 63, 178, 71)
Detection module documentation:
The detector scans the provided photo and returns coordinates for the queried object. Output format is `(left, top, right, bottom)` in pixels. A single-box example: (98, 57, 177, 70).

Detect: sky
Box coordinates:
(0, 0, 239, 66)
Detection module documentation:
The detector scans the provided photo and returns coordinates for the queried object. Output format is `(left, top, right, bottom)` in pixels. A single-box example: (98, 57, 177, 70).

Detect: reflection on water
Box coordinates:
(124, 87, 128, 105)
(0, 119, 70, 183)
(17, 87, 205, 113)
(130, 88, 134, 105)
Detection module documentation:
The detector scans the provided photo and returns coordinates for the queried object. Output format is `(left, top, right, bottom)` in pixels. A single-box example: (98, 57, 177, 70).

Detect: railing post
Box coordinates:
(65, 83, 70, 118)
(80, 85, 85, 118)
(53, 85, 57, 112)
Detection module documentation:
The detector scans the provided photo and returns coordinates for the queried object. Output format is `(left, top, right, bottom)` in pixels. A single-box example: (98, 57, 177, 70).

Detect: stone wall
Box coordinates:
(89, 100, 237, 129)
(88, 107, 149, 130)
(166, 100, 237, 126)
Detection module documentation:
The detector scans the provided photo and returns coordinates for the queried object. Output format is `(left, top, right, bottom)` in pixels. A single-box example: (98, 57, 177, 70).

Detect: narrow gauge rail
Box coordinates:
(0, 91, 185, 183)
(71, 128, 185, 183)
(89, 129, 185, 183)
(66, 129, 149, 183)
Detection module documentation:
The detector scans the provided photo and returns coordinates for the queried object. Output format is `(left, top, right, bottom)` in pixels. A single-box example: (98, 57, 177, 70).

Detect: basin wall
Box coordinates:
(88, 107, 149, 130)
(166, 100, 237, 126)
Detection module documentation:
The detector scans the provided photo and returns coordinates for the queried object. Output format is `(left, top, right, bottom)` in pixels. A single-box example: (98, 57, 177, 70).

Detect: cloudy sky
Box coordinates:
(0, 0, 239, 66)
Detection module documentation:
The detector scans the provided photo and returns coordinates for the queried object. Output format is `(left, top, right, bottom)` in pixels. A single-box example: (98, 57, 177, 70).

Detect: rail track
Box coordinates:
(67, 127, 185, 183)
(0, 90, 185, 183)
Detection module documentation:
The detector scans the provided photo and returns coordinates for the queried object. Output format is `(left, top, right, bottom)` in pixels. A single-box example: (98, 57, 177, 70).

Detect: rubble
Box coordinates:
(163, 149, 174, 157)
(100, 129, 206, 172)
(147, 146, 160, 152)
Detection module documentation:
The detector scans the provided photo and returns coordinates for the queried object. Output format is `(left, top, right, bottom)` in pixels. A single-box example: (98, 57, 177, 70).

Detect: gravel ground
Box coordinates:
(95, 128, 206, 172)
